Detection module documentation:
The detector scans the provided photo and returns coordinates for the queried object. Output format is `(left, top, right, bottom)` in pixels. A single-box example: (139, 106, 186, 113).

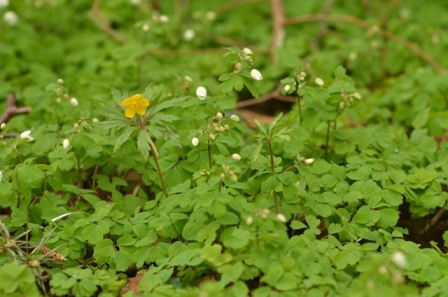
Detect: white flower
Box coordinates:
(62, 139, 70, 149)
(250, 69, 263, 81)
(0, 123, 5, 130)
(315, 78, 324, 86)
(284, 85, 290, 92)
(20, 130, 33, 142)
(304, 158, 315, 165)
(0, 170, 2, 182)
(242, 48, 253, 55)
(192, 137, 199, 146)
(159, 15, 169, 23)
(0, 0, 9, 8)
(183, 29, 195, 41)
(196, 86, 207, 100)
(277, 213, 287, 223)
(70, 98, 78, 106)
(57, 78, 64, 84)
(391, 251, 407, 268)
(230, 115, 239, 122)
(231, 153, 241, 161)
(3, 10, 18, 26)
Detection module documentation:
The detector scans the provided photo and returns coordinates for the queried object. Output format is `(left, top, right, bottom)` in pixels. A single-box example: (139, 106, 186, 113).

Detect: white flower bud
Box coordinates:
(0, 0, 9, 9)
(230, 174, 238, 182)
(183, 29, 195, 41)
(142, 23, 149, 32)
(0, 123, 5, 130)
(315, 78, 324, 86)
(224, 124, 230, 130)
(3, 11, 18, 26)
(250, 69, 263, 81)
(209, 133, 215, 140)
(230, 115, 239, 122)
(216, 112, 223, 119)
(260, 208, 270, 219)
(62, 139, 70, 149)
(246, 216, 253, 225)
(235, 62, 242, 70)
(0, 170, 2, 182)
(20, 130, 33, 142)
(300, 71, 306, 77)
(353, 92, 361, 99)
(277, 213, 287, 223)
(349, 52, 357, 61)
(73, 123, 79, 130)
(339, 101, 345, 109)
(159, 15, 169, 23)
(92, 118, 99, 123)
(184, 75, 193, 82)
(56, 98, 61, 104)
(391, 251, 407, 268)
(196, 86, 207, 100)
(70, 98, 78, 106)
(192, 137, 199, 146)
(242, 48, 253, 55)
(220, 172, 225, 180)
(231, 153, 241, 161)
(284, 85, 290, 92)
(57, 78, 64, 84)
(305, 158, 315, 165)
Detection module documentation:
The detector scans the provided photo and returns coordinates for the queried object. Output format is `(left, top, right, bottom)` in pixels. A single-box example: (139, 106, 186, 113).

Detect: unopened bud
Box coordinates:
(70, 98, 78, 106)
(250, 69, 263, 81)
(315, 78, 324, 86)
(277, 213, 287, 223)
(284, 85, 290, 92)
(196, 86, 207, 100)
(216, 112, 223, 119)
(260, 208, 270, 219)
(391, 251, 407, 268)
(0, 123, 5, 130)
(192, 137, 199, 146)
(56, 98, 62, 104)
(62, 139, 70, 149)
(339, 101, 345, 109)
(353, 92, 361, 99)
(57, 78, 64, 84)
(230, 174, 238, 182)
(305, 158, 315, 165)
(209, 133, 215, 140)
(246, 216, 253, 225)
(220, 172, 225, 180)
(231, 153, 241, 161)
(92, 118, 99, 123)
(242, 48, 253, 55)
(230, 115, 239, 122)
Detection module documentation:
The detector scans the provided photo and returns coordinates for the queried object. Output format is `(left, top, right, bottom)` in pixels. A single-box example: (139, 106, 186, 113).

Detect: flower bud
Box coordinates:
(142, 23, 149, 31)
(250, 69, 263, 81)
(230, 174, 238, 182)
(0, 123, 5, 130)
(230, 115, 240, 122)
(192, 137, 199, 146)
(0, 170, 2, 182)
(242, 48, 253, 55)
(235, 62, 242, 70)
(277, 213, 287, 223)
(391, 251, 407, 268)
(206, 11, 216, 20)
(3, 11, 18, 26)
(260, 208, 270, 219)
(196, 86, 207, 100)
(300, 71, 306, 77)
(70, 98, 78, 106)
(231, 153, 241, 161)
(224, 124, 230, 130)
(284, 85, 290, 92)
(216, 112, 223, 119)
(57, 78, 64, 84)
(315, 78, 324, 86)
(305, 158, 315, 165)
(183, 29, 195, 41)
(339, 101, 345, 109)
(353, 92, 361, 99)
(159, 15, 169, 23)
(28, 259, 40, 268)
(220, 172, 225, 180)
(62, 139, 70, 149)
(246, 216, 253, 225)
(92, 118, 99, 123)
(20, 130, 33, 142)
(209, 133, 216, 140)
(56, 98, 62, 104)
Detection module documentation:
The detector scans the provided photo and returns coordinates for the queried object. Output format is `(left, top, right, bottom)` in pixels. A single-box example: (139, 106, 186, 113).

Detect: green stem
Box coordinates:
(297, 96, 302, 126)
(207, 140, 212, 169)
(267, 139, 279, 214)
(325, 120, 331, 161)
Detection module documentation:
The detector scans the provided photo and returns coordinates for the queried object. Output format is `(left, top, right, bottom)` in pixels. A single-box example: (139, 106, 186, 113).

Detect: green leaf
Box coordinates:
(182, 222, 203, 241)
(93, 239, 115, 264)
(137, 129, 151, 160)
(114, 126, 137, 153)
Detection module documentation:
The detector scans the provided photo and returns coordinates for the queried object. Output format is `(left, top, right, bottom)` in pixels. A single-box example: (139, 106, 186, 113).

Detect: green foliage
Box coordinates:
(1, 0, 448, 296)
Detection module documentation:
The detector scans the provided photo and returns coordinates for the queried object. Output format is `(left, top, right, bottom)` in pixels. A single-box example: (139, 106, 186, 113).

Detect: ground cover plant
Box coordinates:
(1, 0, 448, 296)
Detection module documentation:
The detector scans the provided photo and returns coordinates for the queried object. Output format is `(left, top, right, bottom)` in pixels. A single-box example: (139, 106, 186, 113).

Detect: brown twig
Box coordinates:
(270, 0, 285, 63)
(89, 0, 128, 43)
(0, 94, 32, 125)
(284, 14, 447, 74)
(235, 86, 295, 109)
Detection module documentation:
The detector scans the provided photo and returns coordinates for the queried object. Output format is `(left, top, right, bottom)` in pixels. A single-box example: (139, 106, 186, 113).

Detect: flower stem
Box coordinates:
(267, 139, 279, 214)
(148, 137, 168, 198)
(297, 96, 302, 126)
(325, 120, 331, 161)
(207, 140, 212, 169)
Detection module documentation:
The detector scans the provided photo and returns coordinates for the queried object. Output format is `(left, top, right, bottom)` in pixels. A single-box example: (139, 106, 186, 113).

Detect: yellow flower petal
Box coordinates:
(137, 97, 150, 106)
(135, 106, 146, 115)
(121, 97, 134, 106)
(124, 107, 135, 118)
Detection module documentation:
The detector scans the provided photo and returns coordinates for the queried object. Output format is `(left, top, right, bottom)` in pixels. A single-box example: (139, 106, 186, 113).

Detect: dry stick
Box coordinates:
(270, 0, 285, 63)
(235, 86, 295, 109)
(89, 0, 128, 43)
(0, 94, 32, 125)
(284, 14, 447, 74)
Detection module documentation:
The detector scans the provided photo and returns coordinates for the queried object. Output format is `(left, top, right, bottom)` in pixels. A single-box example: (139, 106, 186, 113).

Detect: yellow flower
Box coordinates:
(121, 94, 150, 118)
